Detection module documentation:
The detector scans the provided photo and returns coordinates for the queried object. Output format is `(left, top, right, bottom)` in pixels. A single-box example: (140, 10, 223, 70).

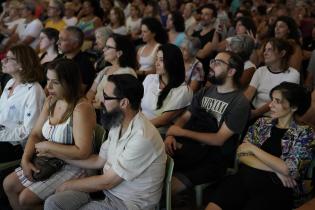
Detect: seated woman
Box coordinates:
(136, 17, 168, 79)
(141, 43, 193, 135)
(206, 82, 314, 210)
(245, 38, 300, 120)
(180, 38, 204, 92)
(86, 33, 138, 108)
(3, 58, 96, 210)
(0, 45, 45, 163)
(38, 27, 61, 87)
(93, 26, 112, 72)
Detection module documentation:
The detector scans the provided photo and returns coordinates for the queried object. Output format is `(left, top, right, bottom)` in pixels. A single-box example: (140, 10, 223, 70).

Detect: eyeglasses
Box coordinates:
(103, 92, 123, 101)
(2, 57, 16, 63)
(104, 45, 116, 50)
(209, 59, 230, 68)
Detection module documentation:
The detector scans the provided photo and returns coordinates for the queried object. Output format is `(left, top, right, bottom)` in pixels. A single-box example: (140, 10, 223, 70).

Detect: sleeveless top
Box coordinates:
(138, 44, 160, 71)
(77, 19, 95, 38)
(42, 114, 73, 145)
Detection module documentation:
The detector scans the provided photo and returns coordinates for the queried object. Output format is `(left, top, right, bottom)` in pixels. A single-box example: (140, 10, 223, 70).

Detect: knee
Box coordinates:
(45, 194, 62, 210)
(18, 189, 42, 207)
(3, 172, 19, 194)
(206, 202, 222, 210)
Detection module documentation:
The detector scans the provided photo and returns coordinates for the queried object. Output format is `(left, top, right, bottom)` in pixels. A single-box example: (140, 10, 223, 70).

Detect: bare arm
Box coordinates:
(167, 121, 234, 146)
(151, 109, 185, 128)
(65, 154, 106, 170)
(58, 168, 123, 192)
(35, 101, 96, 160)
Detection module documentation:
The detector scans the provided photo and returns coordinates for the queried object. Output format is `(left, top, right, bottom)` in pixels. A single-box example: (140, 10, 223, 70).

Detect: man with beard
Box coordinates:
(164, 51, 250, 195)
(45, 74, 167, 210)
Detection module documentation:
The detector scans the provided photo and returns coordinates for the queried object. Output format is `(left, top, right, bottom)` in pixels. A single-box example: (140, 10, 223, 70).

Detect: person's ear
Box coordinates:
(120, 98, 129, 109)
(228, 68, 236, 77)
(116, 50, 123, 57)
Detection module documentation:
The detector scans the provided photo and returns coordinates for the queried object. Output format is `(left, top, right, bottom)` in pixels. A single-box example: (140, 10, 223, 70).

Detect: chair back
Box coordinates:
(93, 124, 107, 154)
(165, 155, 174, 210)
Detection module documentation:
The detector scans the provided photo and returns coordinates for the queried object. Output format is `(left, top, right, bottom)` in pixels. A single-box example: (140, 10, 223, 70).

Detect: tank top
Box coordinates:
(138, 44, 160, 71)
(42, 114, 73, 145)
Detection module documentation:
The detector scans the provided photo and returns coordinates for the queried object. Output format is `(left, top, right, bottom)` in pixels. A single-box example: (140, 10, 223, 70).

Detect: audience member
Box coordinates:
(0, 45, 45, 162)
(108, 7, 127, 35)
(126, 4, 142, 40)
(38, 27, 61, 87)
(15, 1, 43, 49)
(245, 38, 300, 120)
(86, 34, 137, 108)
(141, 43, 193, 135)
(192, 4, 218, 76)
(180, 37, 204, 92)
(227, 34, 256, 89)
(45, 0, 66, 32)
(165, 51, 250, 195)
(44, 74, 167, 210)
(206, 82, 313, 210)
(137, 17, 168, 79)
(58, 26, 96, 91)
(3, 58, 96, 210)
(76, 0, 103, 41)
(93, 26, 113, 72)
(62, 1, 78, 26)
(167, 11, 186, 47)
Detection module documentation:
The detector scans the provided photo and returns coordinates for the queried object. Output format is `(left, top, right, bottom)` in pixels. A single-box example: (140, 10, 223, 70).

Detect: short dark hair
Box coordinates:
(222, 51, 244, 87)
(47, 58, 83, 110)
(270, 82, 311, 116)
(10, 44, 43, 83)
(107, 74, 144, 110)
(157, 44, 186, 109)
(171, 11, 185, 33)
(141, 17, 168, 44)
(273, 16, 301, 44)
(199, 4, 217, 18)
(41, 27, 59, 52)
(65, 26, 85, 47)
(110, 33, 138, 69)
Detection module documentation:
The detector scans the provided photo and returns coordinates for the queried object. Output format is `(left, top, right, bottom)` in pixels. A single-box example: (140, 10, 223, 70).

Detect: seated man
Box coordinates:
(58, 26, 96, 91)
(44, 74, 167, 210)
(165, 51, 250, 194)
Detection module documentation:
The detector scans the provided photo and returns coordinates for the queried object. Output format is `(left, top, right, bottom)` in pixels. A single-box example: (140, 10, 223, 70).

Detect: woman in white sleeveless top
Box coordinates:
(3, 59, 96, 210)
(137, 17, 168, 80)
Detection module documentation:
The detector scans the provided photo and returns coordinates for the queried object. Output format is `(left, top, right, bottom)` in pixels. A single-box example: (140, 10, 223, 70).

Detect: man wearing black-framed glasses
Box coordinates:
(45, 74, 167, 210)
(164, 51, 250, 196)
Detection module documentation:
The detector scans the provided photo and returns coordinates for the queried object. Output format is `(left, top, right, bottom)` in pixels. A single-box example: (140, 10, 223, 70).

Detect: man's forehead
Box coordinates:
(215, 52, 230, 62)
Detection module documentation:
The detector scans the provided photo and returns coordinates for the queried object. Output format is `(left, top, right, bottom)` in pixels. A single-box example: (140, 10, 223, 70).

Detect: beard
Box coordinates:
(207, 69, 226, 85)
(100, 106, 124, 130)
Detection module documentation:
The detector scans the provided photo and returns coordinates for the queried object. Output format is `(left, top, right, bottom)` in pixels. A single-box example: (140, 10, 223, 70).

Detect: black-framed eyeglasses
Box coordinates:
(103, 92, 123, 101)
(104, 45, 116, 50)
(209, 59, 230, 67)
(2, 57, 16, 63)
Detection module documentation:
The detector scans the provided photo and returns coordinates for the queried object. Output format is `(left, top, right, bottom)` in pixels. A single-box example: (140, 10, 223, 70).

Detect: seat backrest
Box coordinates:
(93, 124, 107, 154)
(165, 155, 174, 210)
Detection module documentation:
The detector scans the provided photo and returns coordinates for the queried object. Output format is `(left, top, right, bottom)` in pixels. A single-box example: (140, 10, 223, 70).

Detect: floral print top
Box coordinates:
(245, 117, 314, 180)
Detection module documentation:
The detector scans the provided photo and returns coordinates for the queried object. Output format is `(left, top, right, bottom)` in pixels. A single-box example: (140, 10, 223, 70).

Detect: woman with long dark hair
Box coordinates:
(141, 43, 193, 135)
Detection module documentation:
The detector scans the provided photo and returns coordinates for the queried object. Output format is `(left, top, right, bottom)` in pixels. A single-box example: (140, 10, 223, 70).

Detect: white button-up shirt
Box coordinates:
(99, 112, 167, 210)
(0, 79, 45, 146)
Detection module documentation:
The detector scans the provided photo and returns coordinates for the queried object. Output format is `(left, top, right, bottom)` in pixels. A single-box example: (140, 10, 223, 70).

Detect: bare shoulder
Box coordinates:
(74, 98, 95, 114)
